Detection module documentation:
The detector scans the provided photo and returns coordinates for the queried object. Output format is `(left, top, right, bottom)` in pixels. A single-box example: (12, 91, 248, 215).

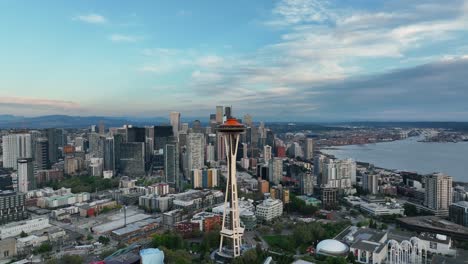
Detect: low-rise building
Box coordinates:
(110, 218, 159, 243)
(337, 227, 388, 264)
(297, 196, 322, 207)
(360, 202, 404, 217)
(256, 198, 283, 222)
(0, 238, 16, 261)
(37, 192, 90, 209)
(139, 194, 174, 213)
(162, 209, 185, 227)
(417, 233, 456, 256)
(190, 212, 221, 232)
(0, 217, 50, 239)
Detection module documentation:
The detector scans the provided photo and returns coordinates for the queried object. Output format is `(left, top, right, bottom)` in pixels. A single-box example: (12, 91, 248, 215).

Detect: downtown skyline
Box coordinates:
(1, 0, 468, 121)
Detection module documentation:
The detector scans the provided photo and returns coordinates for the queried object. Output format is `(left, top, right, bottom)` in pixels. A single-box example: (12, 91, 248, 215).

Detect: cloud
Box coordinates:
(0, 96, 81, 110)
(73, 13, 107, 24)
(196, 55, 224, 68)
(108, 34, 139, 43)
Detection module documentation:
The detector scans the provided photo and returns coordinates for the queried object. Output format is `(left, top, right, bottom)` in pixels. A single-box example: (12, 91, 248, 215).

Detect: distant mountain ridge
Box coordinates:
(0, 115, 171, 129)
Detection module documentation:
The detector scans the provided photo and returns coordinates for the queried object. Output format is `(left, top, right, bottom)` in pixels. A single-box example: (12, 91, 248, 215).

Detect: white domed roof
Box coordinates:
(316, 239, 349, 256)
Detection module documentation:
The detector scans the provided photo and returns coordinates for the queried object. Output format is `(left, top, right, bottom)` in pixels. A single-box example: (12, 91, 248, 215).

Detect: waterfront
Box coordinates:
(322, 137, 468, 182)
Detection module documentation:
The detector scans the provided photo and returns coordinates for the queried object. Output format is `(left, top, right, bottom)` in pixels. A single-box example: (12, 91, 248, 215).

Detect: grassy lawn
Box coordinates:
(263, 235, 296, 254)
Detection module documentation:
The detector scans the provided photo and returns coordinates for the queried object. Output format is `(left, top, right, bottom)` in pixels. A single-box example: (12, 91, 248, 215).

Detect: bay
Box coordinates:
(321, 137, 468, 182)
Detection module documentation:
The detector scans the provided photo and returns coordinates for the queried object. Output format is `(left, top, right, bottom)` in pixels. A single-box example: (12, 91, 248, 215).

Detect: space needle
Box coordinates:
(217, 117, 246, 258)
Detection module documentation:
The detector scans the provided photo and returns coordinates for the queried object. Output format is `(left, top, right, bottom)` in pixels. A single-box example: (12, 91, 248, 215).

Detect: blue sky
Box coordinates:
(1, 0, 468, 121)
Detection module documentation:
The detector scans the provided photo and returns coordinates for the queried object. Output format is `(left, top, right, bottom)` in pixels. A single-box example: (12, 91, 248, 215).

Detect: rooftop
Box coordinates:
(452, 201, 468, 208)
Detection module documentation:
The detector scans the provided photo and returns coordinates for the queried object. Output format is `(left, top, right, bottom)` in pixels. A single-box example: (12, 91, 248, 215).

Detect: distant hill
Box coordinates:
(0, 115, 170, 129)
(335, 121, 468, 132)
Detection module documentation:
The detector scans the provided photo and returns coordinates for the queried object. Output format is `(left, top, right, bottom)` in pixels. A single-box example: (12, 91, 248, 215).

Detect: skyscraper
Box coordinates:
(165, 141, 179, 189)
(216, 106, 223, 124)
(206, 143, 215, 163)
(263, 145, 272, 164)
(188, 133, 205, 172)
(192, 120, 202, 133)
(243, 114, 253, 127)
(88, 132, 104, 158)
(119, 142, 145, 176)
(98, 121, 105, 135)
(300, 173, 314, 195)
(224, 106, 232, 119)
(103, 137, 115, 172)
(126, 126, 146, 143)
(46, 128, 58, 164)
(424, 173, 453, 212)
(363, 174, 379, 194)
(34, 138, 49, 170)
(305, 138, 314, 160)
(271, 158, 283, 185)
(17, 158, 34, 193)
(170, 112, 181, 139)
(216, 133, 226, 161)
(153, 125, 173, 151)
(217, 117, 246, 258)
(2, 134, 32, 169)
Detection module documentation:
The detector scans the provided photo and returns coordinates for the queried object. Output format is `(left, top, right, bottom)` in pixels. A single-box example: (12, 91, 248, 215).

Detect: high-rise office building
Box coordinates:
(449, 201, 468, 227)
(300, 173, 314, 196)
(243, 114, 253, 127)
(98, 121, 105, 135)
(188, 133, 205, 172)
(271, 158, 283, 185)
(119, 142, 145, 176)
(424, 173, 453, 212)
(103, 137, 115, 172)
(206, 143, 215, 163)
(215, 106, 223, 124)
(363, 174, 379, 194)
(2, 134, 32, 169)
(153, 126, 173, 151)
(216, 133, 225, 161)
(17, 159, 34, 193)
(46, 128, 58, 164)
(0, 191, 28, 225)
(305, 138, 314, 160)
(170, 112, 181, 139)
(126, 127, 146, 143)
(224, 106, 232, 119)
(34, 138, 49, 170)
(88, 132, 104, 158)
(192, 120, 202, 133)
(165, 142, 179, 189)
(320, 158, 355, 192)
(263, 145, 272, 164)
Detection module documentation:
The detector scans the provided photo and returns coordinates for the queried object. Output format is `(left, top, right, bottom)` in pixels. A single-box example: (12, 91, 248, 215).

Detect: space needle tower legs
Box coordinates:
(217, 117, 246, 258)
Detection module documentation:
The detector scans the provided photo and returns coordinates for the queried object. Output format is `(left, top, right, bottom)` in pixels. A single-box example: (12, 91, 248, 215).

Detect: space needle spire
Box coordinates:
(217, 117, 246, 258)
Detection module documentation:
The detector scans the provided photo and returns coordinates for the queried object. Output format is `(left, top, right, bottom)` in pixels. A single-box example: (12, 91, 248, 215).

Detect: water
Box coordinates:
(321, 137, 468, 182)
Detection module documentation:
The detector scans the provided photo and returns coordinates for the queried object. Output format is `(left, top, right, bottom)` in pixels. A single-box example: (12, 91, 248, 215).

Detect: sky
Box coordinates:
(1, 0, 468, 121)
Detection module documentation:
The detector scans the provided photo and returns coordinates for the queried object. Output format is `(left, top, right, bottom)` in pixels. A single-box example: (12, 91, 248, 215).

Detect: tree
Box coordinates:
(162, 247, 192, 264)
(404, 203, 418, 216)
(59, 255, 83, 264)
(86, 234, 93, 241)
(98, 236, 110, 245)
(347, 252, 356, 264)
(99, 249, 115, 259)
(152, 231, 185, 250)
(273, 222, 284, 234)
(20, 231, 28, 238)
(35, 243, 52, 254)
